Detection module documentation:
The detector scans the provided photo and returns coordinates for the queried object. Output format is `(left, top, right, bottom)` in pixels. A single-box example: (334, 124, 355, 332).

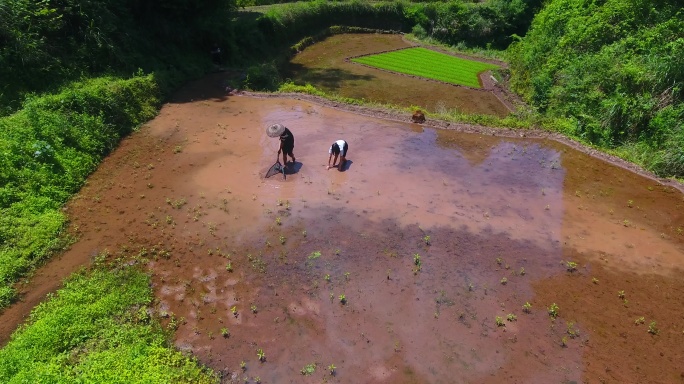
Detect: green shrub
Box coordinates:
(0, 266, 217, 383)
(243, 62, 282, 91)
(411, 24, 428, 39)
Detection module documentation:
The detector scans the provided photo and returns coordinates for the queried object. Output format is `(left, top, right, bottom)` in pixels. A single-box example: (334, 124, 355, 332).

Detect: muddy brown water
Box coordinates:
(2, 77, 684, 382)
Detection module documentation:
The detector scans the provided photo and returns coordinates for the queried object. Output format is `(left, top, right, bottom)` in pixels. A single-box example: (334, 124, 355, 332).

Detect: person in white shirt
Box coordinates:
(326, 139, 348, 171)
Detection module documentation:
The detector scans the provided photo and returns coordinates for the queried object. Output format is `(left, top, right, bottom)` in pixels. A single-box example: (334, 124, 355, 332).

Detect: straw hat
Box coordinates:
(266, 123, 286, 138)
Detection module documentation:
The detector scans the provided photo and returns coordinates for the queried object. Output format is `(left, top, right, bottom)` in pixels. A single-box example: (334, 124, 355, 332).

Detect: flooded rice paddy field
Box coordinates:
(284, 34, 512, 117)
(1, 47, 683, 383)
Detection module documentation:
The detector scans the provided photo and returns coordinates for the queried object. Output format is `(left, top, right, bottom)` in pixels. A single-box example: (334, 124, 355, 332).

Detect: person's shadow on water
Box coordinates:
(284, 161, 302, 176)
(339, 159, 352, 172)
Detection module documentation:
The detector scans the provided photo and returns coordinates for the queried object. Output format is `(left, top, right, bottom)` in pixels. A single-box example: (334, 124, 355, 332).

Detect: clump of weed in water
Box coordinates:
(548, 303, 559, 318)
(301, 363, 316, 375)
(522, 302, 532, 313)
(413, 253, 422, 274)
(308, 250, 321, 260)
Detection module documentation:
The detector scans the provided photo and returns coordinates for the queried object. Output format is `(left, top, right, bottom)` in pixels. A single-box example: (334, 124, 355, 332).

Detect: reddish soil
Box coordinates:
(2, 64, 684, 383)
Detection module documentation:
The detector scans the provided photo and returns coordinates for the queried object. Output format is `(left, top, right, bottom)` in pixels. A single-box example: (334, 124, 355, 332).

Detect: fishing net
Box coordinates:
(265, 160, 286, 179)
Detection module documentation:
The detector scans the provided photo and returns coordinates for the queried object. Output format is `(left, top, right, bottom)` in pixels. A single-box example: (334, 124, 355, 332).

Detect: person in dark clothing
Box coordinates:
(266, 123, 296, 167)
(327, 139, 348, 171)
(210, 43, 222, 65)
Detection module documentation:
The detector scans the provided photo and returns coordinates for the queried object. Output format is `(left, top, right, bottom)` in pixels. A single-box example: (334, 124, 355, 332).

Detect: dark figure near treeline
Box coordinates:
(210, 44, 222, 65)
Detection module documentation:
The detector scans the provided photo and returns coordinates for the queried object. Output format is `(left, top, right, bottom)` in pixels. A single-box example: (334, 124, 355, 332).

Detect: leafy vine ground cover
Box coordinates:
(351, 47, 499, 88)
(0, 267, 216, 382)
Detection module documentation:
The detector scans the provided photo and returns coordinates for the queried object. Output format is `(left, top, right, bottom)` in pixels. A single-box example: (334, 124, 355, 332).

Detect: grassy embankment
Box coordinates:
(0, 262, 217, 383)
(507, 0, 684, 178)
(0, 76, 160, 307)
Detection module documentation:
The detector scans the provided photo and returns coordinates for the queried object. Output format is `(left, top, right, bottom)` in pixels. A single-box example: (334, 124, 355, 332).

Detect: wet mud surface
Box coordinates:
(2, 72, 684, 382)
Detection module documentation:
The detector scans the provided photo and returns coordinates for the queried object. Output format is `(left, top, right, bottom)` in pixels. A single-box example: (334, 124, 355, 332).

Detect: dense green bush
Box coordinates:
(508, 0, 684, 177)
(0, 0, 236, 114)
(243, 62, 282, 90)
(0, 266, 217, 383)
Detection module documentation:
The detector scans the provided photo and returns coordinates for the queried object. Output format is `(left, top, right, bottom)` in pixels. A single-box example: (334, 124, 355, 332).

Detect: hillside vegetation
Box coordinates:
(507, 0, 684, 176)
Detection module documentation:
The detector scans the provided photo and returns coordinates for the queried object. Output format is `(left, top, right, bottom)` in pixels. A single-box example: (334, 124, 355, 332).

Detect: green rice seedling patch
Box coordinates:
(351, 47, 498, 89)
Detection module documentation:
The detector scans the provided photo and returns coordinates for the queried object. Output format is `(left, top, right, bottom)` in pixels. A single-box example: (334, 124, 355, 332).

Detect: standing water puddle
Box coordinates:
(2, 75, 683, 383)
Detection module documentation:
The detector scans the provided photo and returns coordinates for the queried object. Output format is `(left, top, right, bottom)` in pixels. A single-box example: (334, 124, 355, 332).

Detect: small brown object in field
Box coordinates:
(412, 110, 425, 123)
